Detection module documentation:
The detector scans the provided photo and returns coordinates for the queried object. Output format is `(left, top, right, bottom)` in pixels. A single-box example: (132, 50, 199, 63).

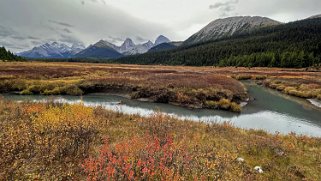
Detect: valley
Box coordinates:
(1, 62, 321, 112)
(1, 2, 321, 179)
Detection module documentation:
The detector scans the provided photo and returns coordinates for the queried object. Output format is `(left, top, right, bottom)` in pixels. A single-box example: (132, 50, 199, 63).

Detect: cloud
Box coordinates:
(62, 28, 72, 33)
(59, 34, 84, 45)
(209, 0, 239, 17)
(0, 25, 15, 37)
(0, 40, 26, 50)
(135, 36, 148, 43)
(27, 36, 39, 40)
(81, 0, 106, 5)
(48, 20, 74, 28)
(209, 0, 239, 9)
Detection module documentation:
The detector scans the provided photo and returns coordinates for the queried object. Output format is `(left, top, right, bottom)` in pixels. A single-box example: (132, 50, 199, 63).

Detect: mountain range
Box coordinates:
(17, 14, 321, 61)
(117, 14, 321, 67)
(19, 35, 171, 59)
(18, 42, 85, 59)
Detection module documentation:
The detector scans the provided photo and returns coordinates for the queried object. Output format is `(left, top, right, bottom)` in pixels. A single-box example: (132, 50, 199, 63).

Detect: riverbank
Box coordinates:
(0, 98, 320, 180)
(3, 81, 321, 137)
(0, 62, 248, 112)
(1, 62, 321, 112)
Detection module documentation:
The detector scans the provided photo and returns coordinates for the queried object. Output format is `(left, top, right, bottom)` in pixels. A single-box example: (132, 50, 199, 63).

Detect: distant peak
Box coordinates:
(124, 38, 134, 43)
(94, 40, 117, 49)
(155, 35, 170, 46)
(121, 38, 135, 47)
(307, 14, 321, 20)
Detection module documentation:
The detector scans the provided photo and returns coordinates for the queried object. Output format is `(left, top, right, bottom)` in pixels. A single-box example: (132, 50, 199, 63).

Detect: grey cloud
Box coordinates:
(62, 28, 72, 33)
(81, 0, 106, 5)
(0, 25, 15, 37)
(31, 40, 42, 45)
(11, 35, 26, 40)
(59, 34, 83, 45)
(28, 36, 39, 40)
(0, 40, 25, 50)
(209, 0, 239, 17)
(48, 20, 74, 28)
(107, 36, 124, 44)
(209, 0, 239, 9)
(135, 36, 148, 43)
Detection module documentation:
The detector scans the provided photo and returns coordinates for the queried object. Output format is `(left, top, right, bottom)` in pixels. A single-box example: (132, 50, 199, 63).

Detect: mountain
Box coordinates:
(148, 41, 182, 53)
(74, 40, 122, 59)
(116, 17, 321, 68)
(119, 38, 136, 53)
(18, 42, 85, 58)
(307, 14, 321, 19)
(119, 38, 155, 55)
(77, 37, 159, 58)
(154, 35, 171, 46)
(184, 16, 281, 45)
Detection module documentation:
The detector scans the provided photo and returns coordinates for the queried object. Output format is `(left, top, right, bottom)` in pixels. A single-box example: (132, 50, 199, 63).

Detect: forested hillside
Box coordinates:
(0, 47, 23, 61)
(116, 18, 321, 68)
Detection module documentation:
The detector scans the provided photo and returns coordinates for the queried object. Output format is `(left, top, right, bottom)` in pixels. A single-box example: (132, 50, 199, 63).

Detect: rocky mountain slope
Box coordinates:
(18, 42, 85, 58)
(184, 16, 281, 45)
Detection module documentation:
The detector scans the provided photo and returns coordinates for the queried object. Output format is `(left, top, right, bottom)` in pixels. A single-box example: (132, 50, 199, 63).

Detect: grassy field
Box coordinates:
(1, 62, 321, 112)
(1, 62, 321, 180)
(0, 98, 321, 180)
(0, 62, 249, 112)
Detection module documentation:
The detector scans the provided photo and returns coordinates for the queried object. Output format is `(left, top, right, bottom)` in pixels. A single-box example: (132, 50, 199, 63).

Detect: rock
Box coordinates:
(254, 166, 263, 173)
(274, 148, 285, 156)
(236, 157, 245, 163)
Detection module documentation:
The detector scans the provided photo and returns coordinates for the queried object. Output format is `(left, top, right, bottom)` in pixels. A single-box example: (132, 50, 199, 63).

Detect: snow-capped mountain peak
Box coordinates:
(154, 35, 171, 46)
(119, 38, 136, 53)
(185, 16, 281, 45)
(307, 14, 321, 20)
(18, 42, 85, 58)
(142, 40, 154, 49)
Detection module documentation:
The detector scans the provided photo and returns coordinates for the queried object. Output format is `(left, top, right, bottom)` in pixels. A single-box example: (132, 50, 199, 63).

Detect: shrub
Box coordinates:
(230, 102, 241, 113)
(63, 85, 83, 96)
(20, 89, 32, 95)
(0, 102, 100, 179)
(232, 74, 252, 80)
(82, 135, 191, 180)
(205, 100, 219, 109)
(43, 87, 61, 95)
(218, 98, 231, 110)
(254, 75, 267, 80)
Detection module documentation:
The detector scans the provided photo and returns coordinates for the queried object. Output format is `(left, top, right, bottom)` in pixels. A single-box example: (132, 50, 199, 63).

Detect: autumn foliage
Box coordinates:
(0, 98, 321, 180)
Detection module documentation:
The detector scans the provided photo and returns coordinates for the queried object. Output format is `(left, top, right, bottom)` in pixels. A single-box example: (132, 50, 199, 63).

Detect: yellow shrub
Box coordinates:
(230, 102, 241, 113)
(33, 104, 96, 132)
(218, 98, 231, 110)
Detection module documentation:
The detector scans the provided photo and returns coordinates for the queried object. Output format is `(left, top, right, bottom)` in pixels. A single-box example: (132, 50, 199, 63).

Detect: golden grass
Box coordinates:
(0, 99, 320, 180)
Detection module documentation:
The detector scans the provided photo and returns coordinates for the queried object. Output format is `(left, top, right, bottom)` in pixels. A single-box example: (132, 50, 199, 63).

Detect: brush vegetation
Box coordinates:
(0, 62, 248, 112)
(1, 62, 321, 111)
(0, 98, 320, 180)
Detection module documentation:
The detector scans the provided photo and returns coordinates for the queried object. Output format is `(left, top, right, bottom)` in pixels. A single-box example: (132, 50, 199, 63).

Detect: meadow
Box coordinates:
(1, 62, 321, 113)
(0, 98, 320, 180)
(1, 62, 321, 180)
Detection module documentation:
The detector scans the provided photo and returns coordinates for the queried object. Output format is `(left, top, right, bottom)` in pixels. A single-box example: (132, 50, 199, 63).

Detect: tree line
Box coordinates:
(219, 51, 319, 68)
(115, 18, 321, 68)
(0, 47, 23, 61)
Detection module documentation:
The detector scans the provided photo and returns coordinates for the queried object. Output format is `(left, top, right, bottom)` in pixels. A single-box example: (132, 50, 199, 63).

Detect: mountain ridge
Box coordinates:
(184, 16, 281, 45)
(18, 42, 85, 59)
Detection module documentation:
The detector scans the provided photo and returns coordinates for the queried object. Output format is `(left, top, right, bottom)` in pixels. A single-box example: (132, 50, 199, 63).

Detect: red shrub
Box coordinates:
(82, 135, 191, 180)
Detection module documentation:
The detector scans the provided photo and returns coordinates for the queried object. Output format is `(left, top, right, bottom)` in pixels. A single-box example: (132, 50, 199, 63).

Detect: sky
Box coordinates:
(0, 0, 320, 52)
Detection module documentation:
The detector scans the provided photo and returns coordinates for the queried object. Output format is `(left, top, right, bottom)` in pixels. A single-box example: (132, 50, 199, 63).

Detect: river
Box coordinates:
(2, 82, 321, 137)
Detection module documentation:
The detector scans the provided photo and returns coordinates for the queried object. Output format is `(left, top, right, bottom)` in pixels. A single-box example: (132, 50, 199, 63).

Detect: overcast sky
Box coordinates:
(0, 0, 320, 52)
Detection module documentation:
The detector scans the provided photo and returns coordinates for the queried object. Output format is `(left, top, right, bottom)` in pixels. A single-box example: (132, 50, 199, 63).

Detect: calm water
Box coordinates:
(3, 82, 321, 137)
